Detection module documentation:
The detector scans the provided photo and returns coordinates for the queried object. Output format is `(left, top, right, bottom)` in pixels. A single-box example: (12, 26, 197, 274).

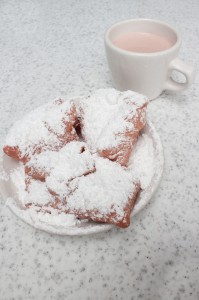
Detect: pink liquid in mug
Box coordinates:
(113, 32, 172, 53)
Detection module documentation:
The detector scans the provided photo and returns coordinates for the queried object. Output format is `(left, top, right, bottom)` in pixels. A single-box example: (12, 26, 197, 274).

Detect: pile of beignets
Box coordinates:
(4, 89, 148, 228)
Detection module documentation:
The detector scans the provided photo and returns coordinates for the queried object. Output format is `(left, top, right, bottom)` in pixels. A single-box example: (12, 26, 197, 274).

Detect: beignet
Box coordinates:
(25, 157, 140, 228)
(4, 98, 79, 163)
(78, 89, 148, 166)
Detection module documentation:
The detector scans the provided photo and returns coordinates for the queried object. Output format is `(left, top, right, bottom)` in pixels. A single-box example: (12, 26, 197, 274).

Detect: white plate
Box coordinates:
(0, 120, 164, 235)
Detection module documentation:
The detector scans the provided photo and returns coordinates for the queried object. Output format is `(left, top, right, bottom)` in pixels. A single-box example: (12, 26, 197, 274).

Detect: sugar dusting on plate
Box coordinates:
(128, 133, 155, 190)
(7, 198, 80, 229)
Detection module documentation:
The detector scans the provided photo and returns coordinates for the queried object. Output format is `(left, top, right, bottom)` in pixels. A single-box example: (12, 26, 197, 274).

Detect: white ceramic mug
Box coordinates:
(105, 19, 196, 100)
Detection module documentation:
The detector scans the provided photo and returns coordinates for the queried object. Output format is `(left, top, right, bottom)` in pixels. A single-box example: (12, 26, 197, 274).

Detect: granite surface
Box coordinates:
(0, 0, 199, 299)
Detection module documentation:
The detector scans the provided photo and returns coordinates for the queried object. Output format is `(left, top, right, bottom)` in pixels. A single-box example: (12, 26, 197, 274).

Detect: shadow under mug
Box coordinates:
(105, 19, 196, 100)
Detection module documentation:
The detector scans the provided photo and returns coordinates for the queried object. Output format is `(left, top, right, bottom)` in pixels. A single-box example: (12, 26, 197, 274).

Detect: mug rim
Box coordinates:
(104, 18, 181, 57)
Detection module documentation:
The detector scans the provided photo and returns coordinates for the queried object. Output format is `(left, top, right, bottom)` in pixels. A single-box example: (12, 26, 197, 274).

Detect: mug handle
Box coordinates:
(164, 57, 196, 92)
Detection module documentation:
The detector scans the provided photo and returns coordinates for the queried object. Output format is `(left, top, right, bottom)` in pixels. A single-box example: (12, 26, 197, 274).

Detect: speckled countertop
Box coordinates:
(0, 0, 199, 299)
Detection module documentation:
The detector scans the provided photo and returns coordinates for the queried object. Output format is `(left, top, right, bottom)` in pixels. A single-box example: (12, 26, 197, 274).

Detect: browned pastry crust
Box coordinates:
(98, 102, 147, 166)
(3, 100, 79, 163)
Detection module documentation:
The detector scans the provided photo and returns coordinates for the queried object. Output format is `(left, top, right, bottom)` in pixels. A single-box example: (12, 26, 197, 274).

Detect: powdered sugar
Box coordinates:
(65, 157, 137, 219)
(0, 152, 9, 181)
(129, 134, 155, 189)
(32, 209, 79, 227)
(27, 141, 95, 178)
(25, 143, 139, 220)
(25, 179, 55, 206)
(1, 89, 162, 232)
(79, 89, 148, 150)
(7, 198, 80, 228)
(5, 98, 77, 158)
(23, 134, 154, 218)
(46, 142, 95, 197)
(2, 120, 163, 234)
(7, 131, 155, 227)
(96, 114, 134, 150)
(24, 132, 154, 212)
(9, 166, 80, 226)
(10, 164, 26, 205)
(19, 155, 138, 224)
